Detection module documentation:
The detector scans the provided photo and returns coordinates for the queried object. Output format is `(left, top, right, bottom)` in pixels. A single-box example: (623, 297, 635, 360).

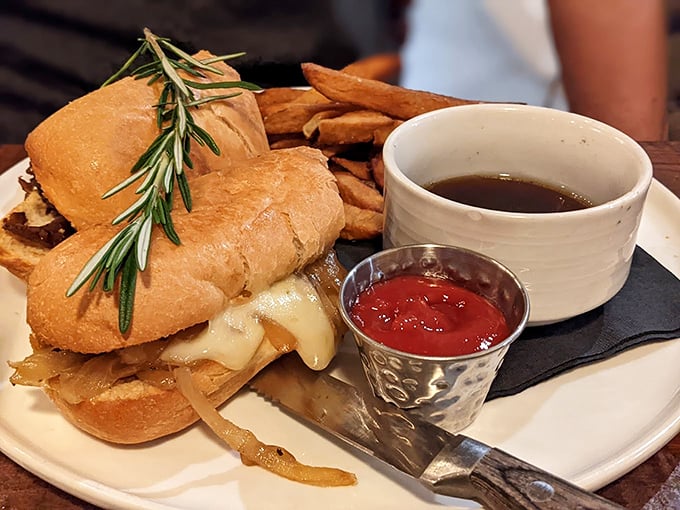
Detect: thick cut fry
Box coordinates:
(301, 62, 480, 120)
(341, 203, 383, 240)
(263, 103, 356, 135)
(255, 88, 307, 111)
(295, 52, 402, 106)
(334, 171, 384, 212)
(331, 157, 372, 180)
(370, 153, 385, 190)
(317, 110, 400, 146)
(319, 145, 348, 158)
(303, 110, 349, 139)
(372, 123, 400, 146)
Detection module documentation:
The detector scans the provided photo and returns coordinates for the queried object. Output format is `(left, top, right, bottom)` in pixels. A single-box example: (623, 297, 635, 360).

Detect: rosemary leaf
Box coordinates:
(190, 123, 221, 155)
(119, 251, 138, 333)
(184, 79, 261, 91)
(111, 187, 154, 225)
(177, 171, 192, 211)
(66, 234, 121, 296)
(106, 223, 139, 270)
(101, 166, 149, 199)
(186, 93, 240, 108)
(201, 53, 247, 64)
(172, 59, 209, 78)
(160, 40, 223, 75)
(136, 215, 154, 270)
(101, 42, 147, 88)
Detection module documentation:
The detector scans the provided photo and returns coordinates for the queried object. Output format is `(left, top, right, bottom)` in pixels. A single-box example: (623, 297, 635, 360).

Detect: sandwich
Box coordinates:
(3, 36, 356, 484)
(9, 146, 346, 445)
(0, 49, 270, 281)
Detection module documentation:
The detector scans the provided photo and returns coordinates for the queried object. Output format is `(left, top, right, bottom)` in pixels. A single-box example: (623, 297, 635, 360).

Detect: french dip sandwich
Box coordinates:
(10, 146, 347, 444)
(3, 44, 349, 448)
(0, 50, 269, 280)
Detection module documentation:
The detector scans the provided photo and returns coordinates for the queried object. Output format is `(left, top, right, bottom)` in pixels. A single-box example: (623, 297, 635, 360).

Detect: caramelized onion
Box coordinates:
(136, 368, 176, 389)
(173, 366, 356, 487)
(9, 349, 87, 387)
(117, 340, 167, 365)
(303, 250, 347, 336)
(58, 353, 140, 404)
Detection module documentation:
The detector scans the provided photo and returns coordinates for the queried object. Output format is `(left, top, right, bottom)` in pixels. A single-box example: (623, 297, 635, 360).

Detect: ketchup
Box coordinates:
(350, 274, 509, 357)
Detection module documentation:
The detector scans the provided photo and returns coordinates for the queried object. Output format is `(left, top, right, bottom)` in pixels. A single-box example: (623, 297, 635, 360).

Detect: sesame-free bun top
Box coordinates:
(26, 147, 344, 353)
(25, 50, 269, 231)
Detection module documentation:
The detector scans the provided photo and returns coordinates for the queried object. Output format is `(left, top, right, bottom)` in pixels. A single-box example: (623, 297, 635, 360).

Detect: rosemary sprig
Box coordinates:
(66, 28, 261, 333)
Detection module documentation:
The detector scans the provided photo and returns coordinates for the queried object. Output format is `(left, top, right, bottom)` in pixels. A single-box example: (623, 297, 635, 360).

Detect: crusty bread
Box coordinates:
(0, 187, 68, 280)
(25, 50, 270, 231)
(27, 147, 344, 353)
(0, 222, 47, 281)
(46, 336, 282, 444)
(19, 146, 344, 444)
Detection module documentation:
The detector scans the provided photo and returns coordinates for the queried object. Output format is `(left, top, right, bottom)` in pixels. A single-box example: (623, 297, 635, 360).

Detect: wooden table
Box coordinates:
(0, 142, 679, 509)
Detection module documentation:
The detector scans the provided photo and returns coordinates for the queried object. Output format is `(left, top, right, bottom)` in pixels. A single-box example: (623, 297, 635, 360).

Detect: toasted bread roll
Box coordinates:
(14, 146, 345, 444)
(27, 147, 344, 354)
(25, 50, 269, 231)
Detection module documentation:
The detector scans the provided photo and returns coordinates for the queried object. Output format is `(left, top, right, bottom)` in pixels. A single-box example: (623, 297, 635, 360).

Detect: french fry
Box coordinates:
(341, 203, 384, 240)
(319, 145, 349, 158)
(301, 62, 480, 120)
(295, 53, 402, 106)
(262, 102, 356, 135)
(370, 153, 385, 190)
(303, 109, 349, 139)
(317, 110, 401, 146)
(255, 88, 307, 111)
(372, 123, 401, 146)
(334, 171, 384, 212)
(331, 156, 372, 180)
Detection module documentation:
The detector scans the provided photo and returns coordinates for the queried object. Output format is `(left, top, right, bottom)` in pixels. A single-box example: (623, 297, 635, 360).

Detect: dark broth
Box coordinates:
(425, 175, 593, 213)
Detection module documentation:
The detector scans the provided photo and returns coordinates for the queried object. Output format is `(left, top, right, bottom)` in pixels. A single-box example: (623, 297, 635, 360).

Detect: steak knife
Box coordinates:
(250, 355, 623, 510)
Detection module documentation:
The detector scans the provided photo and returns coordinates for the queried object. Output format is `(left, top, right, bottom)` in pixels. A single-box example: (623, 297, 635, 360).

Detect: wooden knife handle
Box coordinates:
(470, 447, 624, 509)
(423, 439, 624, 509)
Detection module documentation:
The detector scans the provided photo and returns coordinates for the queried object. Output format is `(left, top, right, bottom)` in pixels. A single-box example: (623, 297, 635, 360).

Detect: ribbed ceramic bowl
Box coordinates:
(382, 104, 653, 325)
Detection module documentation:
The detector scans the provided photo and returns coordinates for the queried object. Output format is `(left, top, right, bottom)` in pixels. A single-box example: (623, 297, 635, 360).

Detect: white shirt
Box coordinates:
(400, 0, 567, 109)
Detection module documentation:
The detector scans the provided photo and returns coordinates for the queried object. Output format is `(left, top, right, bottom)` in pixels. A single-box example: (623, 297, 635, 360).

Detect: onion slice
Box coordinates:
(173, 366, 356, 487)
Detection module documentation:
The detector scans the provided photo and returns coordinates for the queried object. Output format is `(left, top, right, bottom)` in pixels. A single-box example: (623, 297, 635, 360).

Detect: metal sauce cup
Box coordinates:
(340, 244, 530, 433)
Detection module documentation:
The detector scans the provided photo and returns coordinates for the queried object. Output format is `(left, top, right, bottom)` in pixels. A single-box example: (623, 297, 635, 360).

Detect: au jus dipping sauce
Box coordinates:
(349, 274, 510, 357)
(425, 174, 593, 213)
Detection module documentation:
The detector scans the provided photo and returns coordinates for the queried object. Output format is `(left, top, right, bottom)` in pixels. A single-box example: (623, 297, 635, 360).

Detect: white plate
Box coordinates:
(1, 158, 679, 510)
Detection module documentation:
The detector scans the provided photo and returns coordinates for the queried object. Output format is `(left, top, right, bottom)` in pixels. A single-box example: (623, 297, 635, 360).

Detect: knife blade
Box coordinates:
(250, 355, 624, 510)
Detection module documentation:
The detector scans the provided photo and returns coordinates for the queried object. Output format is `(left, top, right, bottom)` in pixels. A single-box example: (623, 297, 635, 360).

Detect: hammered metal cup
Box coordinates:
(340, 244, 530, 433)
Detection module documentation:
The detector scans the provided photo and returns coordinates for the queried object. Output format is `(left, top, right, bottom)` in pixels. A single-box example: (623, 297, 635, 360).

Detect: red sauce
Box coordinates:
(350, 274, 510, 357)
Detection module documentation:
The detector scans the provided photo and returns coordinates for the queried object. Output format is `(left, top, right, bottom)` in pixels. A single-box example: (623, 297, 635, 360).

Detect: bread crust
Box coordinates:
(0, 225, 47, 281)
(45, 336, 283, 444)
(25, 50, 269, 231)
(27, 147, 344, 353)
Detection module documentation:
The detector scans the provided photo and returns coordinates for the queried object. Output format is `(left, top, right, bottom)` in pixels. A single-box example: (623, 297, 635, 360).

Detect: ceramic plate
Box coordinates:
(1, 159, 679, 510)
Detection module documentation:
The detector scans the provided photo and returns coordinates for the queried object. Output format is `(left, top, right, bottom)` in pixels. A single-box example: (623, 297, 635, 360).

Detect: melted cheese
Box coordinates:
(160, 275, 336, 371)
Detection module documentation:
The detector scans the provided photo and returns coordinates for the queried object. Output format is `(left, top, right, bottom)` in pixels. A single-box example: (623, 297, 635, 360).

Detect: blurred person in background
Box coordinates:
(400, 0, 668, 141)
(1, 0, 666, 143)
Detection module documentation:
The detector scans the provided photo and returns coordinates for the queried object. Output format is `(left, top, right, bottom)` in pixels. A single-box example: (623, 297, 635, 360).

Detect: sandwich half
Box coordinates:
(0, 50, 269, 281)
(10, 146, 347, 444)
